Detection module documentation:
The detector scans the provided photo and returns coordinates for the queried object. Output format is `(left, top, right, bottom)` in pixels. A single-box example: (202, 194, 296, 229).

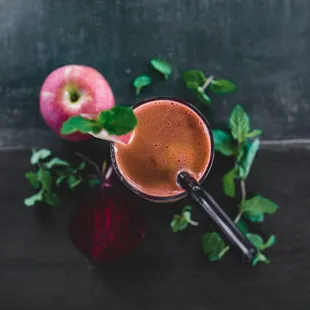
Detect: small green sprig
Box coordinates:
(24, 149, 90, 208)
(133, 59, 172, 95)
(61, 106, 137, 136)
(183, 69, 236, 105)
(150, 59, 172, 80)
(200, 105, 278, 265)
(133, 75, 152, 95)
(170, 206, 198, 232)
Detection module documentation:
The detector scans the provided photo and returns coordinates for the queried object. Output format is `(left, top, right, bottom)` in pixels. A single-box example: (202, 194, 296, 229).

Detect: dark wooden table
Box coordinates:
(1, 0, 310, 309)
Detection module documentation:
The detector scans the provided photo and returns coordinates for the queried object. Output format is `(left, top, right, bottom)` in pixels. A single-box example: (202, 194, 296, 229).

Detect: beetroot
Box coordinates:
(68, 167, 145, 262)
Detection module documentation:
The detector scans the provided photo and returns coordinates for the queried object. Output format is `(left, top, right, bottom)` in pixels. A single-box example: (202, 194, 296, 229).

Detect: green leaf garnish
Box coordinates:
(56, 176, 66, 187)
(61, 116, 102, 135)
(246, 129, 263, 138)
(87, 178, 101, 188)
(24, 189, 44, 207)
(212, 130, 237, 156)
(98, 106, 138, 135)
(236, 219, 248, 234)
(45, 157, 70, 169)
(209, 79, 237, 94)
(30, 149, 51, 165)
(44, 192, 61, 207)
(76, 162, 86, 171)
(246, 233, 265, 250)
(244, 213, 264, 222)
(252, 252, 270, 266)
(241, 195, 278, 222)
(201, 232, 228, 261)
(238, 139, 260, 179)
(196, 87, 212, 105)
(263, 235, 276, 249)
(170, 206, 198, 232)
(183, 70, 206, 89)
(25, 149, 90, 208)
(223, 168, 237, 197)
(61, 106, 137, 137)
(200, 80, 277, 265)
(133, 74, 152, 95)
(67, 175, 83, 191)
(229, 105, 250, 143)
(25, 172, 40, 189)
(38, 168, 52, 192)
(150, 59, 172, 79)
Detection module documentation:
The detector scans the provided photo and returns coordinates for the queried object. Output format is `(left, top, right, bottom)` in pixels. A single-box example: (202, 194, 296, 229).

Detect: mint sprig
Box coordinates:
(133, 58, 172, 95)
(201, 232, 229, 261)
(24, 149, 90, 208)
(170, 206, 198, 232)
(183, 69, 236, 105)
(61, 106, 137, 136)
(150, 59, 172, 80)
(205, 105, 278, 265)
(133, 75, 152, 95)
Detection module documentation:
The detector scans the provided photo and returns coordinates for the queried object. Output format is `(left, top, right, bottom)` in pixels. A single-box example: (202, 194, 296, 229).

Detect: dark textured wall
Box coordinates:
(0, 0, 309, 145)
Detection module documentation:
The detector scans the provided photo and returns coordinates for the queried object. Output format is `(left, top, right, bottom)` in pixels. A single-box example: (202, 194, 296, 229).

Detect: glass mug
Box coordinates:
(111, 97, 256, 263)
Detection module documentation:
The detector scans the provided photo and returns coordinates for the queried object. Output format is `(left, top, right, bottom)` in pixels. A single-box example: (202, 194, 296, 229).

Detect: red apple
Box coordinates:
(40, 65, 115, 141)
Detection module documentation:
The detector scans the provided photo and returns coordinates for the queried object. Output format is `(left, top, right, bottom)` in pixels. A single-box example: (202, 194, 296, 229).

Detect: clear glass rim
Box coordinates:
(110, 96, 215, 202)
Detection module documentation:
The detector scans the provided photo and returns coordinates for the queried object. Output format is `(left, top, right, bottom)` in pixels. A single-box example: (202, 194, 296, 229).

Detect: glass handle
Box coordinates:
(178, 172, 257, 263)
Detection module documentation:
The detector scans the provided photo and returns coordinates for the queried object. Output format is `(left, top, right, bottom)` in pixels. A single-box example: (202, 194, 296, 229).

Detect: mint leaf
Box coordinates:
(210, 79, 236, 94)
(196, 87, 211, 105)
(201, 232, 227, 261)
(43, 192, 61, 207)
(24, 189, 44, 207)
(61, 116, 101, 135)
(150, 59, 172, 79)
(183, 70, 206, 89)
(246, 129, 263, 139)
(25, 172, 40, 189)
(30, 149, 51, 165)
(67, 175, 83, 190)
(236, 219, 248, 234)
(87, 178, 101, 188)
(170, 205, 198, 232)
(212, 130, 237, 156)
(170, 215, 188, 232)
(38, 168, 52, 192)
(182, 206, 198, 226)
(244, 213, 264, 222)
(229, 105, 250, 143)
(61, 107, 137, 137)
(45, 157, 70, 169)
(238, 139, 260, 179)
(263, 235, 276, 249)
(223, 168, 237, 197)
(246, 233, 264, 250)
(241, 195, 279, 222)
(98, 106, 137, 136)
(133, 75, 152, 95)
(56, 176, 66, 187)
(77, 162, 86, 171)
(252, 252, 270, 266)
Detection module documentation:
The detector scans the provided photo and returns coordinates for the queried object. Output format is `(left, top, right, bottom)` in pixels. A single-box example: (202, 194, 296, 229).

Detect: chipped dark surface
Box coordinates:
(0, 146, 309, 309)
(0, 0, 310, 145)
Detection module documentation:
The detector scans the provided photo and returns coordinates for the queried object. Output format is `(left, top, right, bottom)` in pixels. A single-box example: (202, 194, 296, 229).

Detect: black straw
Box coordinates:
(178, 171, 257, 263)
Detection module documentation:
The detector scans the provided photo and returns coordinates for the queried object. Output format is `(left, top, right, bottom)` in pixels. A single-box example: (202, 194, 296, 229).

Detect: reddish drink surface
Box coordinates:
(114, 99, 212, 197)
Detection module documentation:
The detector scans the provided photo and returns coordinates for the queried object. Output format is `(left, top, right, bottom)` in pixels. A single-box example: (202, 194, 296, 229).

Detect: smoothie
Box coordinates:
(114, 99, 212, 197)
